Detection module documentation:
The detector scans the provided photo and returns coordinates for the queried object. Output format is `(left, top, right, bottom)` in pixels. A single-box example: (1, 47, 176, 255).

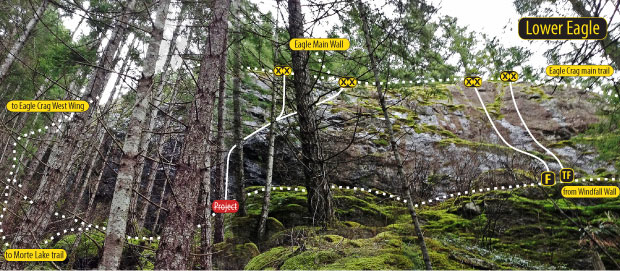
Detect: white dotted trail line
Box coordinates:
(474, 87, 550, 171)
(0, 120, 89, 247)
(243, 178, 618, 209)
(509, 82, 563, 169)
(1, 79, 615, 249)
(9, 178, 618, 249)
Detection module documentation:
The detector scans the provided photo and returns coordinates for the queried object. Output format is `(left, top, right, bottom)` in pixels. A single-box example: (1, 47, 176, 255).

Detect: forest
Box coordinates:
(0, 0, 619, 269)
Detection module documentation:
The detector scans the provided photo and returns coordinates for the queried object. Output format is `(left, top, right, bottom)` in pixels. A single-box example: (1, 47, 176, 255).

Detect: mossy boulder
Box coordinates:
(244, 246, 299, 270)
(214, 242, 260, 270)
(334, 195, 394, 226)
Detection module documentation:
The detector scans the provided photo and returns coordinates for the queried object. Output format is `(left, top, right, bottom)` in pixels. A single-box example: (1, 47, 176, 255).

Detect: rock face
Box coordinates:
(459, 202, 482, 218)
(235, 79, 605, 198)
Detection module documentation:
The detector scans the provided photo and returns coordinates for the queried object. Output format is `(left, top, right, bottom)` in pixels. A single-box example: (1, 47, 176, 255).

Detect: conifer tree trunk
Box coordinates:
(204, 27, 228, 268)
(154, 0, 231, 268)
(0, 0, 49, 84)
(355, 0, 432, 269)
(287, 0, 334, 225)
(211, 23, 229, 248)
(136, 16, 183, 230)
(86, 140, 114, 219)
(153, 138, 178, 233)
(7, 1, 137, 257)
(230, 0, 247, 219)
(99, 0, 170, 268)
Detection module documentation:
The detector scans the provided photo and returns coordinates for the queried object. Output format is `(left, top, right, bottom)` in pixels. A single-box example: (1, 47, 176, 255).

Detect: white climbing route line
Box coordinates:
(473, 87, 550, 172)
(2, 113, 617, 250)
(509, 82, 564, 169)
(224, 82, 345, 200)
(277, 75, 286, 120)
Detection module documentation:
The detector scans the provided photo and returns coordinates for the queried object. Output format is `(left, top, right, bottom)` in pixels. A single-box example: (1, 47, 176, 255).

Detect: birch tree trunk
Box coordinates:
(154, 0, 231, 268)
(257, 79, 276, 239)
(257, 11, 280, 238)
(287, 0, 334, 225)
(355, 0, 432, 269)
(0, 0, 49, 84)
(99, 0, 171, 268)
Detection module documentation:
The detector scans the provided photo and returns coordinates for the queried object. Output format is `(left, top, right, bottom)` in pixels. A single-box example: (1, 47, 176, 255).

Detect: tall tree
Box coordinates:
(7, 0, 138, 258)
(354, 0, 432, 269)
(257, 3, 281, 238)
(154, 0, 232, 268)
(0, 0, 49, 84)
(288, 0, 334, 225)
(99, 0, 171, 268)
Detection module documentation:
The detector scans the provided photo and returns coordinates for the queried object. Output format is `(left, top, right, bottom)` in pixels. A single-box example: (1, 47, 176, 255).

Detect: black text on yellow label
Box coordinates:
(562, 186, 619, 198)
(289, 38, 350, 51)
(518, 17, 607, 40)
(541, 171, 556, 186)
(6, 100, 89, 112)
(463, 76, 482, 87)
(4, 249, 66, 261)
(338, 77, 357, 88)
(500, 71, 519, 82)
(273, 65, 292, 76)
(559, 168, 574, 183)
(546, 65, 613, 77)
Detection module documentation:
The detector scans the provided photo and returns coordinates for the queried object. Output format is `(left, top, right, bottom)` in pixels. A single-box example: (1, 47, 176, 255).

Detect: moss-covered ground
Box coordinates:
(241, 184, 620, 270)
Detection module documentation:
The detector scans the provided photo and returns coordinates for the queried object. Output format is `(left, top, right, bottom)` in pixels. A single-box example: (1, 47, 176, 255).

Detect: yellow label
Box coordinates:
(561, 186, 619, 198)
(463, 76, 482, 87)
(6, 100, 89, 112)
(546, 65, 613, 77)
(559, 168, 574, 183)
(500, 71, 519, 82)
(289, 38, 350, 51)
(338, 77, 357, 88)
(541, 171, 556, 186)
(273, 65, 292, 76)
(4, 249, 67, 261)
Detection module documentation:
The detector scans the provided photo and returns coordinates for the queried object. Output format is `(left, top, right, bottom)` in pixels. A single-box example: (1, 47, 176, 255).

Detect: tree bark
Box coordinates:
(0, 0, 49, 84)
(257, 81, 276, 240)
(203, 23, 229, 269)
(154, 0, 231, 268)
(7, 1, 138, 257)
(287, 0, 334, 225)
(153, 139, 178, 233)
(136, 13, 184, 230)
(257, 11, 280, 239)
(99, 0, 170, 268)
(355, 0, 432, 269)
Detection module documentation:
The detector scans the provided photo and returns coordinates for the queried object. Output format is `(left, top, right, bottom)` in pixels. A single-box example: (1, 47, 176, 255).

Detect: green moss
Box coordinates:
(344, 221, 362, 228)
(420, 210, 472, 232)
(281, 250, 341, 270)
(334, 195, 393, 226)
(522, 86, 551, 101)
(429, 251, 467, 269)
(372, 138, 389, 146)
(486, 85, 505, 119)
(244, 246, 298, 270)
(326, 252, 414, 269)
(548, 139, 575, 148)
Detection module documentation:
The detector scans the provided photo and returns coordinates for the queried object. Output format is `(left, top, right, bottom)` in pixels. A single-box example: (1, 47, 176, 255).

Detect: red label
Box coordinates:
(212, 200, 239, 213)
